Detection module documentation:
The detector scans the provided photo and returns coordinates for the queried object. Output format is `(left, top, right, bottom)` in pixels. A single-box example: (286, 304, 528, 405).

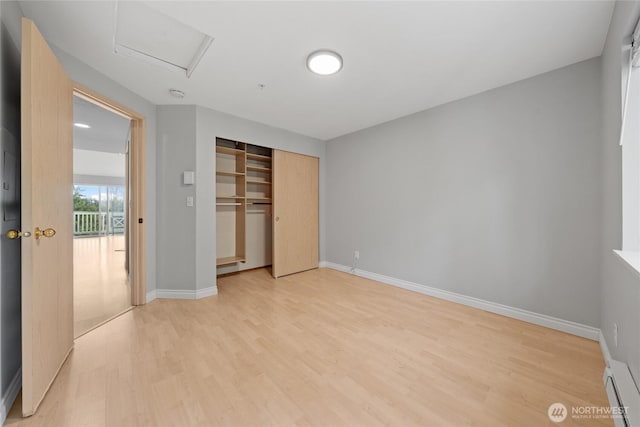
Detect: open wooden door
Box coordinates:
(20, 17, 73, 416)
(272, 150, 319, 278)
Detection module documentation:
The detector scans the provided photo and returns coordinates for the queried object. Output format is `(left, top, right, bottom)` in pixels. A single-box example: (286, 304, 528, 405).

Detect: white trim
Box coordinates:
(319, 260, 328, 268)
(186, 35, 214, 78)
(1, 367, 21, 425)
(155, 285, 218, 300)
(607, 360, 640, 426)
(146, 289, 157, 303)
(600, 331, 613, 368)
(196, 285, 218, 299)
(613, 250, 640, 280)
(156, 289, 192, 299)
(322, 262, 600, 341)
(114, 43, 184, 74)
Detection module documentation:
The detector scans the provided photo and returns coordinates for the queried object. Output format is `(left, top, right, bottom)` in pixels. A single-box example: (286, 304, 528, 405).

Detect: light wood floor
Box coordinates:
(74, 235, 131, 337)
(7, 268, 609, 426)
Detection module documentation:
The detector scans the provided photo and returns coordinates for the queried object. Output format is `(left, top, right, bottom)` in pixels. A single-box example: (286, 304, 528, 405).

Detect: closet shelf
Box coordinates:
(246, 166, 272, 172)
(216, 256, 246, 266)
(217, 171, 245, 177)
(216, 202, 241, 206)
(246, 153, 272, 161)
(217, 146, 245, 155)
(247, 197, 272, 202)
(216, 195, 245, 199)
(246, 180, 272, 185)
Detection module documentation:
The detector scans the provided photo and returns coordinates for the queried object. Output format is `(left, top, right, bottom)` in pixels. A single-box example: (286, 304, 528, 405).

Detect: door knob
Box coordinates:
(6, 229, 31, 239)
(34, 227, 56, 240)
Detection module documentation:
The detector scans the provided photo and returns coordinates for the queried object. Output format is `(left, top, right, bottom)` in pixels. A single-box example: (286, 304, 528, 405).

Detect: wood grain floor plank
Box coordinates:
(6, 268, 610, 426)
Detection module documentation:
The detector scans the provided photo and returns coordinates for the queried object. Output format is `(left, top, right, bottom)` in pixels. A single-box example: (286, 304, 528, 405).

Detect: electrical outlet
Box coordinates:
(354, 250, 360, 260)
(614, 323, 619, 348)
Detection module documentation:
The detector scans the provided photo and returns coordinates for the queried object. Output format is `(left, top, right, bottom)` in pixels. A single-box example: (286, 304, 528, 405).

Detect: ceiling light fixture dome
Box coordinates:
(306, 50, 343, 76)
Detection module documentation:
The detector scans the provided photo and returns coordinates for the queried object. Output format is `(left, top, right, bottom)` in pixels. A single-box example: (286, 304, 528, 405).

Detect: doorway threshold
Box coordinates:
(74, 305, 134, 340)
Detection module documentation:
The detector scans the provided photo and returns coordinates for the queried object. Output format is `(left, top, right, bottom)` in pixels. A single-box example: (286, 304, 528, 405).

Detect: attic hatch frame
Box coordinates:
(112, 1, 213, 78)
(73, 82, 147, 306)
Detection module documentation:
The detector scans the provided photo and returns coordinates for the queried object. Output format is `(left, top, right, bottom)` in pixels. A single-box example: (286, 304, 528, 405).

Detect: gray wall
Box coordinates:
(326, 58, 602, 327)
(51, 47, 158, 293)
(0, 0, 22, 417)
(155, 105, 326, 293)
(600, 0, 640, 384)
(156, 105, 197, 291)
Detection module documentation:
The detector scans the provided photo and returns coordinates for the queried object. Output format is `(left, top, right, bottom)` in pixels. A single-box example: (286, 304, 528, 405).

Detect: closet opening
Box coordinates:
(215, 138, 319, 279)
(216, 138, 273, 275)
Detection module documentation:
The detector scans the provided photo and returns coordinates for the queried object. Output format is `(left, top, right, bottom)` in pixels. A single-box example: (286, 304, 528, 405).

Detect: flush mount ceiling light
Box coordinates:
(307, 50, 343, 76)
(74, 123, 91, 129)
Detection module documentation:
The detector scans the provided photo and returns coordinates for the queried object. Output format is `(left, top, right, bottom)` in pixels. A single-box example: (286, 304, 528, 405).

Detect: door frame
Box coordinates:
(72, 83, 147, 305)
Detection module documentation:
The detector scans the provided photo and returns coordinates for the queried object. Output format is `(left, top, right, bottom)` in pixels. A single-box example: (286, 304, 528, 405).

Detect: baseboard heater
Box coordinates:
(604, 360, 640, 427)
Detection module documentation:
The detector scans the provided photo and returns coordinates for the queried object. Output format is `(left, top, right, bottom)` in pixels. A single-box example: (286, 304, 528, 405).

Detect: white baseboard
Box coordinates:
(146, 289, 157, 303)
(196, 285, 218, 299)
(322, 262, 600, 341)
(1, 367, 21, 425)
(319, 260, 328, 268)
(154, 285, 218, 300)
(599, 331, 613, 367)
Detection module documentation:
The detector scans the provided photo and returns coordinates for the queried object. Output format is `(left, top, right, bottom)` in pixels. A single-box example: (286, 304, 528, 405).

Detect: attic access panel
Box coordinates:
(114, 1, 213, 78)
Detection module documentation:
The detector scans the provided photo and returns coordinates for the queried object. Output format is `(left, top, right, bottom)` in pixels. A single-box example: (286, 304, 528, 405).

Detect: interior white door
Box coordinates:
(20, 17, 74, 416)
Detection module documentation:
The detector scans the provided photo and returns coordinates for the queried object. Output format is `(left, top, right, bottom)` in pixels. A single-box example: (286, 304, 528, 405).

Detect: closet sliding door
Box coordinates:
(272, 150, 319, 278)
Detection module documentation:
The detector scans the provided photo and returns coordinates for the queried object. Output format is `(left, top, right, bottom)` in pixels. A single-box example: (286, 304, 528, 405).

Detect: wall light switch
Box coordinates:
(183, 171, 195, 185)
(186, 196, 194, 207)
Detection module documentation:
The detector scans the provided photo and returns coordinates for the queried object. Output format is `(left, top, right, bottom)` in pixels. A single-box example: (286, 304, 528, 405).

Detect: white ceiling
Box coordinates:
(74, 96, 130, 154)
(73, 149, 126, 177)
(20, 1, 614, 140)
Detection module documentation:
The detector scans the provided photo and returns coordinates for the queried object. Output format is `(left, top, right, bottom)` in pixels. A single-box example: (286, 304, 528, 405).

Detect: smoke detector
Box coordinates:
(169, 89, 185, 98)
